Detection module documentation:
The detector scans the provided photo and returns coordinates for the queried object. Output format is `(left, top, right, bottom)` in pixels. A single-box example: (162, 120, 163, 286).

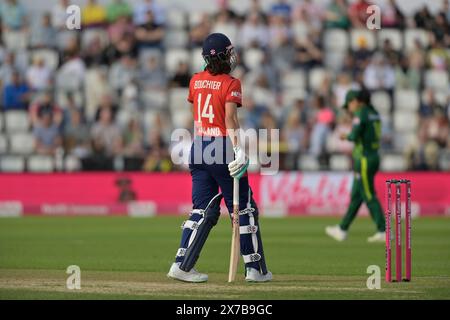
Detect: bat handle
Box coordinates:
(233, 178, 239, 206)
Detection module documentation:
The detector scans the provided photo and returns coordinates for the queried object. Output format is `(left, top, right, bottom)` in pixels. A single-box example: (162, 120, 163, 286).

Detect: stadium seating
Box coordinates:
(164, 30, 189, 48)
(371, 91, 391, 116)
(0, 2, 448, 173)
(424, 70, 449, 91)
(381, 153, 408, 171)
(350, 29, 377, 51)
(404, 29, 429, 52)
(378, 29, 403, 51)
(323, 29, 349, 52)
(9, 133, 35, 155)
(394, 89, 420, 112)
(0, 135, 7, 154)
(329, 154, 351, 171)
(27, 155, 54, 172)
(165, 49, 190, 75)
(393, 111, 419, 133)
(0, 155, 26, 172)
(5, 112, 29, 133)
(298, 155, 320, 171)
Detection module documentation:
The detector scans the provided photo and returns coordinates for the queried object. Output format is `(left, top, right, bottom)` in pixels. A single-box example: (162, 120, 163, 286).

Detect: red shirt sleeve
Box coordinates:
(187, 77, 194, 103)
(225, 78, 242, 107)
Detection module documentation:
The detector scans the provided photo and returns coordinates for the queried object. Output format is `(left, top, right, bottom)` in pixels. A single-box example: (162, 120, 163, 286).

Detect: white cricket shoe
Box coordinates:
(325, 225, 347, 242)
(167, 262, 208, 283)
(245, 268, 273, 282)
(368, 232, 386, 243)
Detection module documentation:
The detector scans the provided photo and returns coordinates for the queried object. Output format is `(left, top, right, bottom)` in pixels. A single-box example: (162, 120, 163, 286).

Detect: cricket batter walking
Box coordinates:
(326, 90, 386, 243)
(167, 33, 272, 282)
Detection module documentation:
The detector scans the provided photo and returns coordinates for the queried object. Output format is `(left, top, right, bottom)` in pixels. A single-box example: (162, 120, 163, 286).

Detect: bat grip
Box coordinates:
(233, 178, 239, 206)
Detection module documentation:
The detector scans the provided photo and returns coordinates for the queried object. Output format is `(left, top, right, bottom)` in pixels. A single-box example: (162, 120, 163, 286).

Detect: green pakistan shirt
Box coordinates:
(347, 104, 382, 160)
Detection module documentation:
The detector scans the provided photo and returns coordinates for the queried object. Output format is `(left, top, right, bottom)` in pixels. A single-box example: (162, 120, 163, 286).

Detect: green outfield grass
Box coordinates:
(0, 216, 449, 299)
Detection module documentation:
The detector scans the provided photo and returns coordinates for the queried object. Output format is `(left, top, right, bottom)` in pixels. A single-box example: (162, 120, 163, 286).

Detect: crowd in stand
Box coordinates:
(0, 0, 449, 172)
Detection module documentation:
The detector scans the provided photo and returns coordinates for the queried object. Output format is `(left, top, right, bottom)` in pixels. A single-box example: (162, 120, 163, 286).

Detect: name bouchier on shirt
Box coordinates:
(194, 80, 222, 90)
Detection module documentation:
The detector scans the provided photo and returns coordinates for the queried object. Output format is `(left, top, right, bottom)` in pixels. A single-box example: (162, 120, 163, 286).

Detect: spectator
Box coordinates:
(268, 14, 290, 49)
(212, 8, 238, 44)
(407, 39, 426, 70)
(327, 111, 354, 154)
(51, 0, 69, 30)
(440, 0, 450, 24)
(420, 89, 444, 118)
(1, 0, 28, 51)
(309, 95, 335, 159)
(106, 0, 132, 23)
(333, 73, 358, 108)
(395, 57, 421, 90)
(2, 71, 30, 110)
(64, 108, 91, 159)
(292, 0, 324, 32)
(409, 110, 449, 170)
(120, 73, 139, 106)
(29, 93, 63, 127)
(291, 6, 315, 44)
(26, 57, 53, 91)
(414, 6, 434, 30)
(139, 56, 166, 89)
(82, 0, 107, 29)
(134, 10, 164, 48)
(170, 61, 190, 88)
(427, 39, 450, 71)
(431, 13, 449, 44)
(190, 13, 211, 48)
(325, 0, 350, 29)
(238, 12, 268, 48)
(33, 109, 62, 156)
(293, 36, 323, 70)
(381, 39, 400, 65)
(0, 52, 21, 86)
(247, 0, 267, 22)
(109, 55, 137, 94)
(381, 0, 405, 29)
(94, 94, 119, 122)
(348, 0, 371, 28)
(58, 44, 86, 92)
(270, 0, 292, 20)
(282, 107, 308, 169)
(30, 12, 57, 49)
(1, 0, 27, 31)
(108, 15, 134, 45)
(352, 36, 372, 75)
(90, 106, 122, 157)
(363, 54, 395, 92)
(103, 33, 137, 64)
(133, 0, 165, 26)
(143, 130, 172, 172)
(82, 36, 108, 67)
(85, 71, 113, 121)
(122, 118, 145, 158)
(240, 96, 267, 130)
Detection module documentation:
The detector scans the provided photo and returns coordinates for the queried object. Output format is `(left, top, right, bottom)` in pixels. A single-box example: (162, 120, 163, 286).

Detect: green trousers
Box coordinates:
(340, 155, 385, 232)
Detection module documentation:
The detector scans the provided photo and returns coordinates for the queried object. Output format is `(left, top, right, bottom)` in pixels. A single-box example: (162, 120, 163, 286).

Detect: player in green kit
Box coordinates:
(326, 89, 386, 243)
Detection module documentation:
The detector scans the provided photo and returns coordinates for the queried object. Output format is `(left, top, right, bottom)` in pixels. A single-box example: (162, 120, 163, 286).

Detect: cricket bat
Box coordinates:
(228, 177, 240, 282)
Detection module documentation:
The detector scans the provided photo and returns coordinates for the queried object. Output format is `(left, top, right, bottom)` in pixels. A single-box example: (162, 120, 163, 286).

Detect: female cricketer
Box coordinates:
(167, 33, 272, 282)
(326, 89, 386, 243)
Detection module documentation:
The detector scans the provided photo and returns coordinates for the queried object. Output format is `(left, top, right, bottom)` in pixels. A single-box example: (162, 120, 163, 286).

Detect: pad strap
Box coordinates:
(176, 248, 186, 257)
(239, 208, 255, 216)
(181, 220, 200, 230)
(239, 225, 258, 234)
(243, 253, 261, 263)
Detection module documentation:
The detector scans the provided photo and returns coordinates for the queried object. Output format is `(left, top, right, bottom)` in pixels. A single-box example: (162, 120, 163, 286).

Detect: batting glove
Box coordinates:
(228, 146, 249, 179)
